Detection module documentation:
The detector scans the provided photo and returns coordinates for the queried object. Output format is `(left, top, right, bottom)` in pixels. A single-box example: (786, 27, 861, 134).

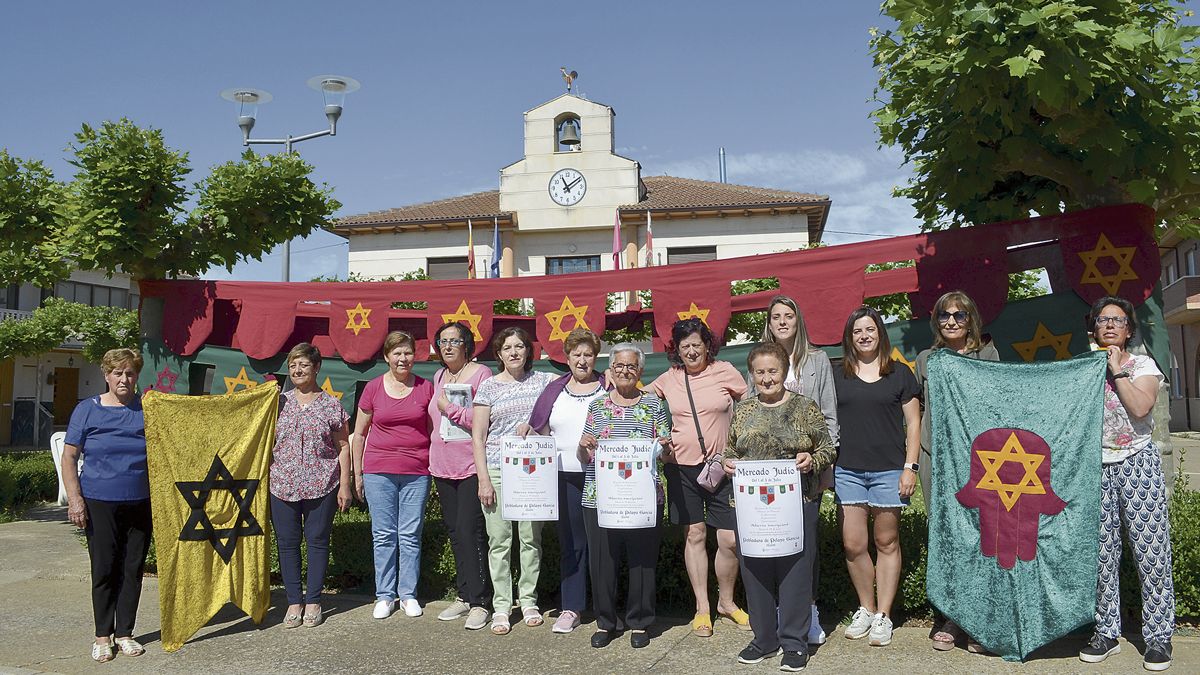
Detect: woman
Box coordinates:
(724, 343, 836, 673)
(1077, 296, 1174, 672)
(833, 306, 920, 648)
(62, 348, 151, 662)
(472, 327, 556, 635)
(755, 294, 839, 645)
(270, 343, 352, 629)
(523, 328, 605, 634)
(913, 291, 998, 652)
(649, 317, 750, 637)
(428, 321, 494, 630)
(577, 343, 669, 649)
(352, 331, 435, 620)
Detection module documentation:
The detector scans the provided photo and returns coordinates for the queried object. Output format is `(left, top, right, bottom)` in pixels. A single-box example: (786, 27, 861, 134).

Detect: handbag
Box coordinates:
(685, 370, 726, 492)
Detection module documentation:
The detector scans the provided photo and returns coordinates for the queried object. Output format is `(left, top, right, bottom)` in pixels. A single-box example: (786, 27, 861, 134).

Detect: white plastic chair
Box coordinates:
(49, 431, 81, 506)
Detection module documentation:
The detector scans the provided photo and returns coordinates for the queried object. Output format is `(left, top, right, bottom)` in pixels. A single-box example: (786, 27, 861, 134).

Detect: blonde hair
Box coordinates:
(930, 291, 983, 352)
(101, 348, 143, 374)
(286, 342, 322, 369)
(761, 295, 817, 374)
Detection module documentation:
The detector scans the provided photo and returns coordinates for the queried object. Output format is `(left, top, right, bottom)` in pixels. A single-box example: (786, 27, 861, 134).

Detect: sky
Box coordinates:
(1, 1, 913, 282)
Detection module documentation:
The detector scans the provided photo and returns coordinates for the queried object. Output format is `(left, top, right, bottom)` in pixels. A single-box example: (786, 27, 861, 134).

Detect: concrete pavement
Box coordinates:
(0, 505, 1194, 674)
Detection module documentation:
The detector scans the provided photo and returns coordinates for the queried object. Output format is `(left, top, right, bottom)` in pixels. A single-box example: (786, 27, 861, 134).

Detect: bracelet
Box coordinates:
(1111, 372, 1130, 380)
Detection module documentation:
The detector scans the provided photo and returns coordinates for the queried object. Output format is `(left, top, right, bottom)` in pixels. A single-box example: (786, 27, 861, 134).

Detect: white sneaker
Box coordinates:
(372, 599, 395, 619)
(402, 598, 423, 617)
(844, 607, 874, 639)
(438, 600, 469, 621)
(868, 613, 893, 647)
(808, 604, 826, 645)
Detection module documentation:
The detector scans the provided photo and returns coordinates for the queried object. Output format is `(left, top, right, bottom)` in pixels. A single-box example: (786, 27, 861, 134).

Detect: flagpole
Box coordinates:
(467, 218, 475, 279)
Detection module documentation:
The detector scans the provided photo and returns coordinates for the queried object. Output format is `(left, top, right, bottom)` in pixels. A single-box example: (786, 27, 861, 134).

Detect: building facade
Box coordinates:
(1161, 226, 1200, 431)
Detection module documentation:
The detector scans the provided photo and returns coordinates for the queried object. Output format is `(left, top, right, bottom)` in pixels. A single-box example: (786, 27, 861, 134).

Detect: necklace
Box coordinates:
(444, 363, 469, 384)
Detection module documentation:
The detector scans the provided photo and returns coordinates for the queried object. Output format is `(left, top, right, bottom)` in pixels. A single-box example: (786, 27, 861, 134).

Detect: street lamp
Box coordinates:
(219, 75, 360, 280)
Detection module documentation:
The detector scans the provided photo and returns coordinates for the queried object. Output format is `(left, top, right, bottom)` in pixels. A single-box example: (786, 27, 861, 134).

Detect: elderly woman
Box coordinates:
(522, 328, 605, 634)
(472, 327, 557, 635)
(352, 331, 435, 620)
(755, 294, 839, 645)
(62, 348, 151, 662)
(724, 343, 836, 673)
(649, 317, 749, 637)
(578, 343, 670, 649)
(1077, 296, 1174, 672)
(912, 291, 998, 652)
(834, 307, 920, 648)
(270, 343, 352, 629)
(427, 321, 493, 630)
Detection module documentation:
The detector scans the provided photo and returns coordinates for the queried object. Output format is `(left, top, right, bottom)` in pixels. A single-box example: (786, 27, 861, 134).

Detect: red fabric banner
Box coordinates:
(328, 299, 391, 364)
(156, 281, 215, 356)
(910, 231, 1009, 326)
(776, 251, 867, 346)
(651, 273, 733, 346)
(1059, 215, 1158, 306)
(427, 296, 494, 358)
(534, 290, 607, 361)
(232, 299, 297, 360)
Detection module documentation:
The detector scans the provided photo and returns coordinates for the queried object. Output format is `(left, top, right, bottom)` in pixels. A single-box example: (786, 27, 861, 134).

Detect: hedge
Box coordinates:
(0, 452, 58, 522)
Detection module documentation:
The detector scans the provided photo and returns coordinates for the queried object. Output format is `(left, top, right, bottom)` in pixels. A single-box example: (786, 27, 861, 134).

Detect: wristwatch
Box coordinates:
(904, 462, 920, 472)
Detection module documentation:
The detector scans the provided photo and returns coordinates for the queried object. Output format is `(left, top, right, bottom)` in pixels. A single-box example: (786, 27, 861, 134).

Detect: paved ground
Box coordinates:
(0, 506, 1194, 674)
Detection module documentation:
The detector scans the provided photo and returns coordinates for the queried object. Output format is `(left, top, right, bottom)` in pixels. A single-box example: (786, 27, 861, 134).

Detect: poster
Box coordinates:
(500, 435, 558, 521)
(733, 459, 804, 558)
(439, 383, 473, 441)
(595, 439, 658, 529)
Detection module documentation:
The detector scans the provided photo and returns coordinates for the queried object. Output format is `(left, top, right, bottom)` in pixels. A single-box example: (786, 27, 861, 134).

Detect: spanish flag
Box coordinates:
(142, 384, 278, 651)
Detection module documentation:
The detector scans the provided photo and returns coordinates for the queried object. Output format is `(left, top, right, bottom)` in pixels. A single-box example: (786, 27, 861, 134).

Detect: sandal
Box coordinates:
(303, 606, 323, 628)
(490, 612, 511, 635)
(691, 612, 713, 638)
(522, 606, 544, 627)
(91, 641, 115, 663)
(114, 637, 144, 657)
(283, 612, 303, 629)
(931, 631, 956, 651)
(718, 608, 752, 631)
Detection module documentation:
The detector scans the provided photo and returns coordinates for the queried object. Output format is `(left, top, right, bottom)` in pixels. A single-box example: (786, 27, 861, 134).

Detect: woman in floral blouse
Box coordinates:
(269, 342, 352, 629)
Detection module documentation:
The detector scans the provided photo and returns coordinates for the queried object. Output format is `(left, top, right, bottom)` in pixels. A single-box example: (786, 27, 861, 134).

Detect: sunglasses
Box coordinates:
(936, 310, 968, 324)
(437, 338, 465, 347)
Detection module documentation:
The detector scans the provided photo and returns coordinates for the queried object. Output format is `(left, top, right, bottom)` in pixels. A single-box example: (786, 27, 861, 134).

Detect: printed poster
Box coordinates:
(439, 383, 473, 441)
(733, 459, 804, 558)
(500, 435, 558, 521)
(595, 439, 658, 529)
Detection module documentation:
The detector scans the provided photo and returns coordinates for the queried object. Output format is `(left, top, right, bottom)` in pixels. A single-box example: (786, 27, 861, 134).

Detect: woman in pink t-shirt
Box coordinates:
(351, 331, 434, 621)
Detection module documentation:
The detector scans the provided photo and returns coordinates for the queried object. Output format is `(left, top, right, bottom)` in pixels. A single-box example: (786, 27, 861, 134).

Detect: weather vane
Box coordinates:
(561, 67, 578, 93)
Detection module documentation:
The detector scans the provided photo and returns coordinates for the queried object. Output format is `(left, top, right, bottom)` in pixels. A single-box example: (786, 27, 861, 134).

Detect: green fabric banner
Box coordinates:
(925, 350, 1106, 661)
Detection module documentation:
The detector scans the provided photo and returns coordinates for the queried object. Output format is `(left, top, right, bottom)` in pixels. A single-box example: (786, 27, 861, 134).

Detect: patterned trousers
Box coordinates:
(1095, 447, 1175, 644)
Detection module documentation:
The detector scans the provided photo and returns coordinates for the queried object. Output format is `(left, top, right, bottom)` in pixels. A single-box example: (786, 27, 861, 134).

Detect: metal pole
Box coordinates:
(282, 136, 294, 282)
(719, 147, 727, 183)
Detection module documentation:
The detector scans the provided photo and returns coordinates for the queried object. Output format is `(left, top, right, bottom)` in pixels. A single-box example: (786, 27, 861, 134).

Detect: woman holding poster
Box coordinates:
(577, 343, 670, 649)
(723, 343, 836, 672)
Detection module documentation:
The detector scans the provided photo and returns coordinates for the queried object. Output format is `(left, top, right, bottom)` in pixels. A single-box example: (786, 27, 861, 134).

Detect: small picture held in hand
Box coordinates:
(440, 383, 473, 440)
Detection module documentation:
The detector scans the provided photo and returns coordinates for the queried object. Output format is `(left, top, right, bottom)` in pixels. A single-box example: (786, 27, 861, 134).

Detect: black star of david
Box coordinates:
(176, 454, 263, 563)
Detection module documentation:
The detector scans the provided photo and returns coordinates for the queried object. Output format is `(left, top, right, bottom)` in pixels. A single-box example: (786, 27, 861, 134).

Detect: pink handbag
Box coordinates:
(686, 370, 726, 493)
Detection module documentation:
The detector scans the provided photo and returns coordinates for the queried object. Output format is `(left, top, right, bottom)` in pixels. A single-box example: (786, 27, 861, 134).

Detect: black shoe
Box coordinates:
(591, 630, 616, 648)
(738, 643, 781, 664)
(1079, 633, 1121, 663)
(631, 630, 651, 649)
(1144, 640, 1172, 671)
(779, 651, 808, 672)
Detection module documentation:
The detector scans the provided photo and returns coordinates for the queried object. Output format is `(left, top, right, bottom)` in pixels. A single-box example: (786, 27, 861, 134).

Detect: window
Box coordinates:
(0, 285, 17, 309)
(1188, 249, 1197, 277)
(51, 281, 133, 308)
(667, 246, 717, 265)
(547, 255, 601, 275)
(1167, 262, 1178, 285)
(427, 256, 469, 281)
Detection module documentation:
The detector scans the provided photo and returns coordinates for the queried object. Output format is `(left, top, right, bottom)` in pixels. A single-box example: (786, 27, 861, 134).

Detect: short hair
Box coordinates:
(667, 318, 719, 367)
(930, 290, 984, 352)
(761, 295, 817, 373)
(434, 321, 475, 359)
(841, 306, 894, 377)
(563, 328, 601, 357)
(491, 326, 535, 372)
(1088, 295, 1137, 341)
(381, 331, 416, 357)
(286, 342, 322, 369)
(747, 342, 790, 378)
(609, 342, 645, 369)
(101, 348, 143, 374)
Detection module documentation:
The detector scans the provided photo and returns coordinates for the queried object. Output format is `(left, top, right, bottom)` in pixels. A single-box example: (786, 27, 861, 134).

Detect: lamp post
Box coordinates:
(220, 75, 360, 281)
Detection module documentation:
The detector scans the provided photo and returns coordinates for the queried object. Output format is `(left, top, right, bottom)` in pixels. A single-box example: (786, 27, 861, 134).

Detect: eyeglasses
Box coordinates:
(611, 363, 640, 372)
(437, 338, 465, 347)
(1095, 316, 1130, 327)
(937, 310, 968, 324)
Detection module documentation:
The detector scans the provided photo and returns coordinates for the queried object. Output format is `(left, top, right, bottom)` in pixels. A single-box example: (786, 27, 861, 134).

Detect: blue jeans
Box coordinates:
(363, 473, 430, 602)
(270, 490, 338, 604)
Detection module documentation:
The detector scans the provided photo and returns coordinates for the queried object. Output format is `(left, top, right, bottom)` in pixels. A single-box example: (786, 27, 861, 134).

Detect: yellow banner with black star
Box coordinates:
(142, 384, 278, 652)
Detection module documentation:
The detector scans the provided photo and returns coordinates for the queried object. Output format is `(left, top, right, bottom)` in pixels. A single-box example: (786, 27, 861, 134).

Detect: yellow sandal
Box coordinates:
(718, 608, 752, 631)
(691, 612, 713, 637)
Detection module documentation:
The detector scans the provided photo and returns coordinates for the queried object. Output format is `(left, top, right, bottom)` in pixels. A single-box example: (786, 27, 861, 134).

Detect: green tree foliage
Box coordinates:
(871, 0, 1200, 230)
(0, 298, 138, 364)
(0, 152, 71, 287)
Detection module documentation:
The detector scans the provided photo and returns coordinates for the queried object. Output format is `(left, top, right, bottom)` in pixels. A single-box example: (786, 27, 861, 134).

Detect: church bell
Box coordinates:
(559, 120, 580, 146)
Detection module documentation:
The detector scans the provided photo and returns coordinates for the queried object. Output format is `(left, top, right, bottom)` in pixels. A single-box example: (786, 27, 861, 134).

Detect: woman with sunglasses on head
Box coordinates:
(913, 291, 997, 652)
(427, 322, 494, 630)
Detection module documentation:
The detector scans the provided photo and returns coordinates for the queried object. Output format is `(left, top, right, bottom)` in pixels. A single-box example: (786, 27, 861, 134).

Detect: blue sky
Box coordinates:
(1, 1, 912, 281)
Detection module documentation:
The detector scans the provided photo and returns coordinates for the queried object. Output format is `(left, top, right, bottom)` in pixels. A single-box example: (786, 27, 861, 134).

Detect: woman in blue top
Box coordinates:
(61, 348, 151, 663)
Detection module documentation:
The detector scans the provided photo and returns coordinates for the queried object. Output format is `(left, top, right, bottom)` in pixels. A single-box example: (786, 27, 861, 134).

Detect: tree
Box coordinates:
(871, 0, 1200, 231)
(0, 298, 139, 364)
(0, 119, 341, 284)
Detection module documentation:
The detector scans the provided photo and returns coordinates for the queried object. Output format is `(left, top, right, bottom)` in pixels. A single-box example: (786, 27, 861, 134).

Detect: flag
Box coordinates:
(644, 210, 654, 268)
(612, 211, 622, 270)
(467, 219, 476, 279)
(490, 217, 501, 278)
(926, 350, 1106, 661)
(142, 385, 278, 651)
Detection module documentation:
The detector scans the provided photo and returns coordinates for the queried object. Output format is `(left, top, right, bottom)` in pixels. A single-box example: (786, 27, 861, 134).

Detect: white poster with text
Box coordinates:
(595, 439, 658, 529)
(500, 436, 558, 521)
(733, 459, 804, 558)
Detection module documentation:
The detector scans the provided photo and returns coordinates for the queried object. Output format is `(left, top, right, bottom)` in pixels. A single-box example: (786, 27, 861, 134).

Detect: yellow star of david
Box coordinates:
(890, 347, 916, 374)
(545, 296, 590, 342)
(441, 300, 484, 342)
(676, 302, 711, 326)
(974, 431, 1047, 511)
(1078, 233, 1139, 295)
(223, 367, 258, 395)
(320, 377, 344, 401)
(1011, 322, 1073, 362)
(345, 302, 372, 336)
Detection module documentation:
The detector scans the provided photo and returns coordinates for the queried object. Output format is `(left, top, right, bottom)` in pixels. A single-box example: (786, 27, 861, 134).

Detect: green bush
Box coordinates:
(0, 452, 58, 521)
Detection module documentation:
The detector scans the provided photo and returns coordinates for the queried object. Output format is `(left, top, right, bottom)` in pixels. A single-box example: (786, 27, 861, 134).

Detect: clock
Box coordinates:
(548, 168, 587, 206)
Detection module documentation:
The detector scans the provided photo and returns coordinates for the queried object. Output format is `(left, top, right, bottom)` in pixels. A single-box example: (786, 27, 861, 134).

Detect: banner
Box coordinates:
(733, 459, 804, 558)
(142, 384, 278, 652)
(500, 435, 558, 521)
(925, 350, 1105, 661)
(595, 439, 658, 529)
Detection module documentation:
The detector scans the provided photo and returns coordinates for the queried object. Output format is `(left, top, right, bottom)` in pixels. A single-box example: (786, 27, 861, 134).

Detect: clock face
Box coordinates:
(548, 168, 587, 206)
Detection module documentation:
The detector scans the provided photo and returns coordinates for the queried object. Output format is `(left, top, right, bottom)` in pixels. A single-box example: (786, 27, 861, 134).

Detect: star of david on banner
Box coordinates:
(176, 455, 264, 563)
(651, 275, 731, 347)
(534, 290, 606, 361)
(427, 297, 492, 358)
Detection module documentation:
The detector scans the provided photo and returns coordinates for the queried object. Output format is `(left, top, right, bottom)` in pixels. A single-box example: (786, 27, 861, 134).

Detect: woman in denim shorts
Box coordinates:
(831, 307, 920, 648)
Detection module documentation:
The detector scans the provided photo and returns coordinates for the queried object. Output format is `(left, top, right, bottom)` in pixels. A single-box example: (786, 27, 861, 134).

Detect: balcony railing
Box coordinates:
(1163, 275, 1200, 325)
(0, 308, 33, 322)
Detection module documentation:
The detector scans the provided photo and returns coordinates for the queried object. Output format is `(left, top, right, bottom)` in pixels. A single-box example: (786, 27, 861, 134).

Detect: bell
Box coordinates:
(559, 120, 580, 146)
